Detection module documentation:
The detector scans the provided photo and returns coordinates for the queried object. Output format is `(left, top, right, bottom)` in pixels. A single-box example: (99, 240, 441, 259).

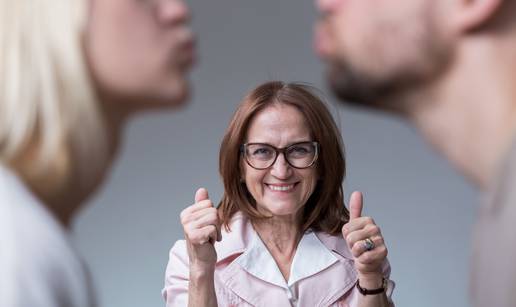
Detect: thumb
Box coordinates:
(194, 187, 209, 203)
(349, 191, 363, 220)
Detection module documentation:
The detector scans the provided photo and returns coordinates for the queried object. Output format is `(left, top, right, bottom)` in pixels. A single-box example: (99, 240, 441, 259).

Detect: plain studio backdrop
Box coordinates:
(75, 1, 477, 306)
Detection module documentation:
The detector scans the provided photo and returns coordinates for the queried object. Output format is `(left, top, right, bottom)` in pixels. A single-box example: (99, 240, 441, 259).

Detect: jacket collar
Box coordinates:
(214, 212, 354, 263)
(214, 212, 252, 263)
(316, 231, 354, 260)
(213, 212, 358, 306)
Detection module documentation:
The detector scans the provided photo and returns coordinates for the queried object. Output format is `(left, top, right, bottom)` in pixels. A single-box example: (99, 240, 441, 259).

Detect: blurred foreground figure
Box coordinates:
(315, 0, 516, 306)
(0, 0, 195, 306)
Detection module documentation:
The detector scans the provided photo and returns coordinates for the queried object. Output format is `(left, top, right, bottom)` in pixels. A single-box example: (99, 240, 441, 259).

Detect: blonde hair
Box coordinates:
(0, 0, 108, 189)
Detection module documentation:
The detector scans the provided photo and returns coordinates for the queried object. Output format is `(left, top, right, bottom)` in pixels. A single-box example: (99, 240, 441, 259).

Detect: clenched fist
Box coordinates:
(180, 188, 222, 271)
(342, 191, 388, 285)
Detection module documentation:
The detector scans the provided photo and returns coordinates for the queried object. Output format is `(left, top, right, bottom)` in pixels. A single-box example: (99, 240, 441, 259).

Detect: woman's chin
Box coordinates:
(259, 206, 300, 219)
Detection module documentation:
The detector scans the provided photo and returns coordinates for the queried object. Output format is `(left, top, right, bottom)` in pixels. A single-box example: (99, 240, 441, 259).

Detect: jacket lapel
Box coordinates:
(213, 215, 359, 307)
(296, 232, 358, 306)
(219, 260, 292, 307)
(214, 213, 291, 306)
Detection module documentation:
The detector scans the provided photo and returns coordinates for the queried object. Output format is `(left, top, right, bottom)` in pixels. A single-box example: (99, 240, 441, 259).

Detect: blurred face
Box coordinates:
(242, 104, 318, 218)
(85, 0, 196, 109)
(314, 0, 451, 109)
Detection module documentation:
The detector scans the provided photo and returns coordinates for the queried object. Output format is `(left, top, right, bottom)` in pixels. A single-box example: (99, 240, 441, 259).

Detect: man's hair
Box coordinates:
(218, 81, 349, 235)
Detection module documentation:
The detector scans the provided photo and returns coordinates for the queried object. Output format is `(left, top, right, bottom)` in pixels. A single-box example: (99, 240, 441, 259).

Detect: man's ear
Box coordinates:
(453, 0, 505, 32)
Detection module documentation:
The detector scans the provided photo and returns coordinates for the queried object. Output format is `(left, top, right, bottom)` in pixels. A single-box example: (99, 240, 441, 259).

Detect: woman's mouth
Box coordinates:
(177, 37, 197, 70)
(266, 183, 297, 192)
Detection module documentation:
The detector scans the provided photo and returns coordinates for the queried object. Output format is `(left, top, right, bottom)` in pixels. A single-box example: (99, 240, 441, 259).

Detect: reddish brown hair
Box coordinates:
(218, 81, 348, 235)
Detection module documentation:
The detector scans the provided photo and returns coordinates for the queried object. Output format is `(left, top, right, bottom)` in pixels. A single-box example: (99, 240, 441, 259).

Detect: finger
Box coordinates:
(180, 200, 215, 223)
(181, 206, 217, 224)
(342, 216, 377, 237)
(350, 235, 384, 258)
(189, 211, 219, 230)
(349, 191, 363, 220)
(192, 208, 222, 242)
(345, 224, 381, 246)
(355, 245, 388, 265)
(195, 187, 209, 203)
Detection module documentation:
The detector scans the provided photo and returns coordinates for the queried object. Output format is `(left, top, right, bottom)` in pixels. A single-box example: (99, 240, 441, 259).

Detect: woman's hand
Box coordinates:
(180, 188, 222, 272)
(342, 191, 388, 287)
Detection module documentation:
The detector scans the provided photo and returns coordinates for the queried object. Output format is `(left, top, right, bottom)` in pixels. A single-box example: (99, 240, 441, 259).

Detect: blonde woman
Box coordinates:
(0, 0, 195, 306)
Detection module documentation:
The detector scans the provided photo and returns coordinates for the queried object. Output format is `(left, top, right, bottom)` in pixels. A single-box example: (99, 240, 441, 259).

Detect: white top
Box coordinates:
(235, 230, 339, 306)
(0, 164, 96, 307)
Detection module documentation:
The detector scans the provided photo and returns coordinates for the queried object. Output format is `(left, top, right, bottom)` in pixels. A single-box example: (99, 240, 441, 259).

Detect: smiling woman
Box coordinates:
(238, 103, 320, 220)
(163, 81, 396, 307)
(218, 82, 347, 234)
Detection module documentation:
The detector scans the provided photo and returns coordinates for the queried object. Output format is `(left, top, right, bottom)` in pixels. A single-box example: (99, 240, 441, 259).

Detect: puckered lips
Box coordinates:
(170, 26, 197, 71)
(176, 35, 197, 71)
(313, 21, 333, 60)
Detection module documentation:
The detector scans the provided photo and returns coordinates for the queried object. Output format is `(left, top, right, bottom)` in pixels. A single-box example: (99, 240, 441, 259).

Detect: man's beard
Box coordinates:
(327, 58, 438, 113)
(327, 30, 451, 114)
(327, 60, 403, 111)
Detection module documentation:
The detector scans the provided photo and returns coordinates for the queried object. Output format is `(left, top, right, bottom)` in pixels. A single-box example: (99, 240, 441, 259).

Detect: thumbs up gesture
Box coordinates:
(342, 191, 388, 284)
(180, 188, 222, 271)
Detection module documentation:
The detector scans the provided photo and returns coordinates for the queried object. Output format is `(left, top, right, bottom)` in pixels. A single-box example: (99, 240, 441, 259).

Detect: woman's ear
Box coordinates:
(453, 0, 505, 33)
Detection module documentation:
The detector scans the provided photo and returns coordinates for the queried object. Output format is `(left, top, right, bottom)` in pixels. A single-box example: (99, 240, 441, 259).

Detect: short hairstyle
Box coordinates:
(219, 81, 348, 235)
(0, 0, 108, 188)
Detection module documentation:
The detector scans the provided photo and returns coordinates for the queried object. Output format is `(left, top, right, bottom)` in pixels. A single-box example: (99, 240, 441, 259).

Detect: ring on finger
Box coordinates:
(363, 237, 375, 251)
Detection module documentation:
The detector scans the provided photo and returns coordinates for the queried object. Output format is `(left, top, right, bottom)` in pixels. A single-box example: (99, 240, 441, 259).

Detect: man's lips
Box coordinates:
(313, 21, 332, 59)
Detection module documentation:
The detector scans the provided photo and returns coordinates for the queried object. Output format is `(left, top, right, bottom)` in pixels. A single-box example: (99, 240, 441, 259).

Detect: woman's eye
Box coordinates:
(289, 146, 311, 156)
(293, 147, 308, 153)
(252, 147, 272, 156)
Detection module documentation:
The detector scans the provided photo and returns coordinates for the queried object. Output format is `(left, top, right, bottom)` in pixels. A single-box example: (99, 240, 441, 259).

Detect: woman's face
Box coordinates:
(242, 104, 319, 218)
(85, 0, 196, 109)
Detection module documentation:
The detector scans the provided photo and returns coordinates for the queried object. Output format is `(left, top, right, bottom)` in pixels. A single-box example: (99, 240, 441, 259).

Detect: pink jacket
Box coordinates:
(163, 213, 395, 307)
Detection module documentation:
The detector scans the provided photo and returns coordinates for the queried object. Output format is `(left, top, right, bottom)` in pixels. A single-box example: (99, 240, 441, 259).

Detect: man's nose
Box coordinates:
(155, 0, 191, 26)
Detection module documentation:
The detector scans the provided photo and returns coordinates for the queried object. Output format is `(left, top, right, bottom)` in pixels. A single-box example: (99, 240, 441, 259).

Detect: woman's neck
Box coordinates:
(252, 215, 303, 267)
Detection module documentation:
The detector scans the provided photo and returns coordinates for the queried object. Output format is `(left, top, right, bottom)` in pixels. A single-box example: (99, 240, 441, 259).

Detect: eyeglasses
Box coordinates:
(241, 141, 319, 170)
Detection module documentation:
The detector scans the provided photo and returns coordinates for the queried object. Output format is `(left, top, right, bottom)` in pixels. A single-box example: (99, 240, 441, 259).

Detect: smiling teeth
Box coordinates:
(269, 184, 294, 191)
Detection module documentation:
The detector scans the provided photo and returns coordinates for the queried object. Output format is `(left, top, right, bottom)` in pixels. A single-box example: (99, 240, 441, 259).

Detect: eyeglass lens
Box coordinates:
(244, 142, 317, 169)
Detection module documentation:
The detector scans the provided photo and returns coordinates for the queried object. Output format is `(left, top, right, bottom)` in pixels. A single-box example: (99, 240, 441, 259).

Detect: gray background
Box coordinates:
(74, 1, 478, 306)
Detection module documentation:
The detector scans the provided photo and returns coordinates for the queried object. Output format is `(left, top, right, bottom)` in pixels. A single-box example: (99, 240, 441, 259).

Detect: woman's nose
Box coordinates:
(155, 0, 191, 26)
(316, 0, 340, 15)
(270, 153, 292, 179)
